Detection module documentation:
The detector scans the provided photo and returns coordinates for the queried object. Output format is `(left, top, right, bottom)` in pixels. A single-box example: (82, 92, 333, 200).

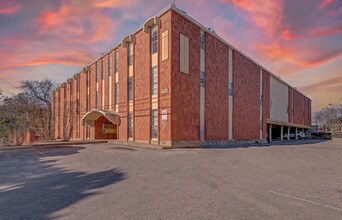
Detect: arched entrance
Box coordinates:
(82, 110, 120, 139)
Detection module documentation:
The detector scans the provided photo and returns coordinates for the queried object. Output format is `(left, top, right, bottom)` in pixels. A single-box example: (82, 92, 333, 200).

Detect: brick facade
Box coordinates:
(52, 5, 311, 147)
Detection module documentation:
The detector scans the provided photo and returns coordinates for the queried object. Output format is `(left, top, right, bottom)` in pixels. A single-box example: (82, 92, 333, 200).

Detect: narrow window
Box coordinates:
(128, 112, 133, 138)
(109, 54, 113, 76)
(96, 63, 98, 83)
(228, 82, 233, 96)
(151, 109, 158, 138)
(128, 43, 133, 66)
(151, 66, 158, 95)
(200, 31, 205, 50)
(101, 59, 104, 80)
(200, 71, 205, 87)
(115, 82, 119, 104)
(128, 76, 133, 101)
(115, 50, 119, 72)
(96, 91, 99, 109)
(151, 26, 158, 54)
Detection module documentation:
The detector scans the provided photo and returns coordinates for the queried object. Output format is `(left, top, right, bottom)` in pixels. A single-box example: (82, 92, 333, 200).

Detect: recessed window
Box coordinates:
(228, 82, 233, 96)
(109, 55, 113, 76)
(128, 43, 133, 66)
(151, 109, 158, 138)
(96, 91, 99, 109)
(95, 63, 98, 83)
(115, 50, 119, 73)
(200, 31, 205, 50)
(151, 66, 158, 95)
(101, 59, 104, 80)
(200, 71, 205, 87)
(128, 112, 133, 138)
(128, 76, 133, 101)
(151, 26, 158, 54)
(115, 82, 119, 105)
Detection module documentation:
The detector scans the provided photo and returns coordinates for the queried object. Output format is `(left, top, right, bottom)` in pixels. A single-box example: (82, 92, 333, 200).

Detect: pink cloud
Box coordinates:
(0, 0, 20, 15)
(319, 0, 334, 9)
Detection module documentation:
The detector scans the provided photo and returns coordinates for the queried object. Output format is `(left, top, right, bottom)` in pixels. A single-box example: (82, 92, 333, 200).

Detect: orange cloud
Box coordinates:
(39, 6, 71, 31)
(281, 28, 293, 40)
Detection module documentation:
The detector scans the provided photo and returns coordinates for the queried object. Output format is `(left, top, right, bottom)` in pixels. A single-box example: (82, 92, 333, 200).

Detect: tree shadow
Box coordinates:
(0, 150, 125, 219)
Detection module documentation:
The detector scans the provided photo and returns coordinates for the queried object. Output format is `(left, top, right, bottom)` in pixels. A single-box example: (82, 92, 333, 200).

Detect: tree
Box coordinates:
(20, 79, 56, 140)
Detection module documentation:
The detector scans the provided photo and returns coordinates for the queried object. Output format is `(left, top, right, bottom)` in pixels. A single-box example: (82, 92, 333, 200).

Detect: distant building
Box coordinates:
(52, 5, 312, 148)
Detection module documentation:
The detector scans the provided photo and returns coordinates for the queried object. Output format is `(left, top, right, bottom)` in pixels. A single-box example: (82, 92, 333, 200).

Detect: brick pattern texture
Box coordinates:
(171, 11, 200, 141)
(159, 11, 172, 143)
(262, 71, 270, 139)
(205, 33, 229, 140)
(134, 30, 151, 141)
(233, 51, 260, 140)
(118, 46, 128, 140)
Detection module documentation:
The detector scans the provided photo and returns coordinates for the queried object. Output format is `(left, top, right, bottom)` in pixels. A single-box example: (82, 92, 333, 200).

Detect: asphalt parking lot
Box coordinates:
(0, 139, 341, 220)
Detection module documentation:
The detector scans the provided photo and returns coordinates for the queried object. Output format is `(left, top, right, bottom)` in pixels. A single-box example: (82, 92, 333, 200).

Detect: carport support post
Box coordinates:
(280, 126, 284, 141)
(269, 124, 272, 143)
(287, 127, 290, 141)
(295, 127, 298, 140)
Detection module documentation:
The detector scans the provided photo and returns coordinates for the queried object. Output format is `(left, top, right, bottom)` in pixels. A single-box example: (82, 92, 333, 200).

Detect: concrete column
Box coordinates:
(281, 126, 284, 141)
(269, 124, 272, 142)
(295, 127, 298, 140)
(287, 127, 290, 141)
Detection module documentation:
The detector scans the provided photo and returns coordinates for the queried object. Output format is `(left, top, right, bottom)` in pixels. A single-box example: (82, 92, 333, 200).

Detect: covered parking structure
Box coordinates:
(82, 110, 121, 139)
(267, 119, 310, 142)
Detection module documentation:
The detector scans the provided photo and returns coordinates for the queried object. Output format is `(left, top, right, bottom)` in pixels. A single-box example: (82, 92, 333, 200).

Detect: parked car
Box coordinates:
(283, 131, 305, 140)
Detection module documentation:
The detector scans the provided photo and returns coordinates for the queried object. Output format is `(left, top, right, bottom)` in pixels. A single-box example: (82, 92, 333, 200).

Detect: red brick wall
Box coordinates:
(118, 45, 128, 141)
(233, 51, 260, 140)
(79, 71, 87, 140)
(53, 90, 60, 139)
(159, 11, 172, 143)
(262, 71, 270, 139)
(60, 85, 65, 139)
(72, 77, 78, 139)
(288, 87, 293, 123)
(89, 63, 97, 139)
(205, 33, 229, 140)
(171, 10, 200, 141)
(134, 30, 151, 141)
(104, 54, 109, 110)
(293, 90, 303, 125)
(110, 51, 116, 110)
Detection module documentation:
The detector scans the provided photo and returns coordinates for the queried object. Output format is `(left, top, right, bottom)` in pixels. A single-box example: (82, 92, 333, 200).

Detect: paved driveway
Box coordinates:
(0, 139, 341, 219)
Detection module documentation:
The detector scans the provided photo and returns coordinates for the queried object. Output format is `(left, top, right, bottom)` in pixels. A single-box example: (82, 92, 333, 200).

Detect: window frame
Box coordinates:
(151, 25, 158, 54)
(151, 66, 158, 96)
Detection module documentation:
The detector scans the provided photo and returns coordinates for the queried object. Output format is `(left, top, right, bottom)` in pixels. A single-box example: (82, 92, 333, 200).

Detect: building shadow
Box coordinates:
(0, 150, 125, 219)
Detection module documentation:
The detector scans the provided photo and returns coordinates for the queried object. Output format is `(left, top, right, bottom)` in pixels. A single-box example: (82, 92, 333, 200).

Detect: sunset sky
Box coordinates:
(0, 0, 341, 112)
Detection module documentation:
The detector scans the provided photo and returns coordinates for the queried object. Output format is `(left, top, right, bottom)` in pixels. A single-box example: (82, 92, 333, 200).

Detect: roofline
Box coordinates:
(58, 4, 310, 100)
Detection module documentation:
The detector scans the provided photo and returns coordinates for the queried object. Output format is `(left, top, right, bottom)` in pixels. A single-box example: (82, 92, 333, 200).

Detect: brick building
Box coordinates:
(52, 5, 312, 148)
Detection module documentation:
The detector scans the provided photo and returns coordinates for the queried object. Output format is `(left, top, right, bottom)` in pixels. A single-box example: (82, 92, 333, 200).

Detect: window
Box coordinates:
(151, 109, 158, 138)
(151, 26, 158, 54)
(228, 82, 233, 96)
(200, 71, 205, 87)
(179, 33, 189, 74)
(115, 50, 119, 72)
(128, 112, 133, 138)
(161, 30, 169, 61)
(151, 66, 158, 95)
(115, 82, 119, 104)
(128, 76, 133, 101)
(109, 55, 113, 76)
(260, 95, 263, 106)
(200, 31, 205, 50)
(128, 43, 133, 66)
(101, 59, 104, 80)
(96, 91, 99, 109)
(95, 63, 98, 83)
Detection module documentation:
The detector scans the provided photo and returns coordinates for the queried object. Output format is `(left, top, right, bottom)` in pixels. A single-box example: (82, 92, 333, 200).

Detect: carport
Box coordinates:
(267, 119, 310, 142)
(82, 110, 121, 139)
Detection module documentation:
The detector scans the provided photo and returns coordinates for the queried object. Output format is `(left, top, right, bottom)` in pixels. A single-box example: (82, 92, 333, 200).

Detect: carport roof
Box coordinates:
(82, 109, 121, 127)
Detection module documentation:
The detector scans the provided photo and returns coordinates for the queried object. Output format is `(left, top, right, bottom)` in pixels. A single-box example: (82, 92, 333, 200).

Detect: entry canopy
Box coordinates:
(82, 109, 121, 127)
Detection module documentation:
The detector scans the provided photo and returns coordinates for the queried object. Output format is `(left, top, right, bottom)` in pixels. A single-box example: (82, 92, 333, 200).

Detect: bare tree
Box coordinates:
(20, 79, 56, 140)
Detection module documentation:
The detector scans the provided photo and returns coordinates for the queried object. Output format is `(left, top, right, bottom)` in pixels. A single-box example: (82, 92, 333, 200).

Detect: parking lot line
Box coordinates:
(270, 190, 342, 213)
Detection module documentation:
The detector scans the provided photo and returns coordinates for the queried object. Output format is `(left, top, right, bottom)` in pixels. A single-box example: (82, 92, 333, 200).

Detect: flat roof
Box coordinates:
(56, 4, 310, 100)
